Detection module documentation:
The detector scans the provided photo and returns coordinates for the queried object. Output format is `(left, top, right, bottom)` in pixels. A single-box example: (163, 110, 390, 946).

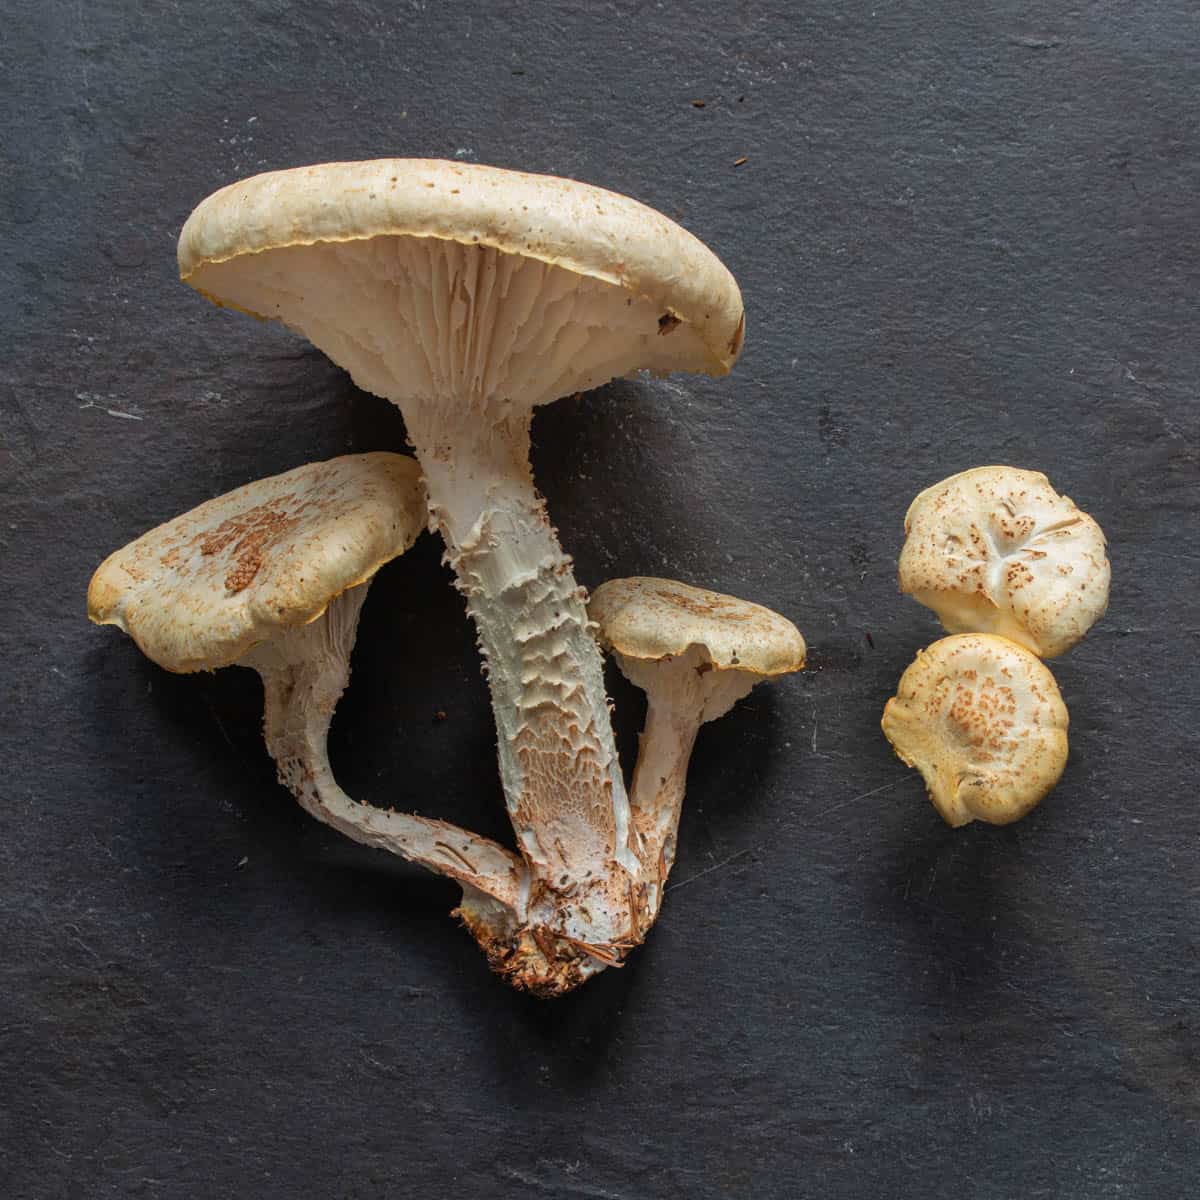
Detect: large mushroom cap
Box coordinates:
(881, 633, 1069, 827)
(177, 159, 744, 406)
(588, 577, 806, 676)
(88, 453, 426, 673)
(898, 465, 1110, 658)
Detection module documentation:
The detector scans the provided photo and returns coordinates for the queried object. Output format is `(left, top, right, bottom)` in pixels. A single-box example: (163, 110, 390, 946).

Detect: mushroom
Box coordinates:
(898, 465, 1110, 658)
(881, 633, 1069, 827)
(177, 160, 744, 993)
(87, 452, 524, 915)
(588, 577, 806, 931)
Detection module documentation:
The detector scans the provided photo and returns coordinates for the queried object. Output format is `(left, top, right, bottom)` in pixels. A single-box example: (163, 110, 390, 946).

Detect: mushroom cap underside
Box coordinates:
(588, 576, 806, 676)
(881, 633, 1069, 827)
(178, 159, 744, 392)
(87, 452, 426, 673)
(898, 465, 1110, 658)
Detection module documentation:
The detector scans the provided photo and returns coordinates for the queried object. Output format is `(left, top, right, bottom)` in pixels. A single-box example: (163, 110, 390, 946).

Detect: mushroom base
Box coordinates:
(455, 891, 612, 998)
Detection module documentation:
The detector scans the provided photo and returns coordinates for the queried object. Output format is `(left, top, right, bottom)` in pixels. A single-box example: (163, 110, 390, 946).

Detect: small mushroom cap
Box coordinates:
(898, 465, 1110, 658)
(177, 159, 744, 406)
(588, 577, 806, 676)
(88, 453, 426, 673)
(881, 633, 1069, 828)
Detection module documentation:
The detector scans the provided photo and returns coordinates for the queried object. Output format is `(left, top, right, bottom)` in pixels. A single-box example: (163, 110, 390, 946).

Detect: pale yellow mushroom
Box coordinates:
(88, 453, 524, 911)
(589, 577, 805, 934)
(881, 633, 1069, 827)
(899, 466, 1110, 658)
(178, 160, 744, 994)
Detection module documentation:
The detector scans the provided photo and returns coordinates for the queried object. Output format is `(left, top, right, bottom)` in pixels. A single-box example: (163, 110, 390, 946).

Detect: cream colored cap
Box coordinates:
(898, 465, 1110, 658)
(882, 633, 1069, 827)
(177, 160, 744, 403)
(88, 453, 426, 673)
(588, 577, 806, 676)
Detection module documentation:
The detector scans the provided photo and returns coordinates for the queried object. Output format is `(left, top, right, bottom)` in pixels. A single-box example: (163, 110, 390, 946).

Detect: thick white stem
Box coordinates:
(242, 586, 524, 910)
(404, 410, 640, 990)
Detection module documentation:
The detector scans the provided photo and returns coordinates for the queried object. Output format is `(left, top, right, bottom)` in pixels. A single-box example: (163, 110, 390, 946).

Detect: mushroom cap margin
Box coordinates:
(588, 576, 806, 677)
(178, 159, 745, 377)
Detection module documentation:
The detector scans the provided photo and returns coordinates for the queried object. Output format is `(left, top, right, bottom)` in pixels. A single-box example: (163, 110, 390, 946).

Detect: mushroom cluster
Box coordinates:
(882, 466, 1110, 826)
(89, 159, 804, 996)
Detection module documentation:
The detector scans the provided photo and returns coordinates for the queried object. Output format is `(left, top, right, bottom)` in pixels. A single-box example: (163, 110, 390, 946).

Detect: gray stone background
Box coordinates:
(2, 2, 1197, 1196)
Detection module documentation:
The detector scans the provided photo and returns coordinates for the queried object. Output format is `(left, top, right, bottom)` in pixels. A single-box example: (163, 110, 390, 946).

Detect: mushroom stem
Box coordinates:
(630, 691, 702, 875)
(627, 690, 702, 932)
(243, 585, 523, 908)
(406, 418, 642, 991)
(618, 647, 756, 930)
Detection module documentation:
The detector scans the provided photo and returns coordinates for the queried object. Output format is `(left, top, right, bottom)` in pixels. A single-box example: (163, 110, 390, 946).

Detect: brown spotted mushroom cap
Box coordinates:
(588, 577, 806, 676)
(881, 633, 1069, 827)
(898, 465, 1110, 658)
(87, 453, 426, 673)
(177, 159, 744, 406)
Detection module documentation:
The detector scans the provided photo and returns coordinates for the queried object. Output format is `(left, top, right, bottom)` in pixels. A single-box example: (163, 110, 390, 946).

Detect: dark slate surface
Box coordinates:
(3, 2, 1198, 1196)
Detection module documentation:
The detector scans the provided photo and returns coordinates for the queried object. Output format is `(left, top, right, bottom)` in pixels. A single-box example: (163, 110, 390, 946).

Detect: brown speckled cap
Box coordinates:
(588, 577, 806, 676)
(87, 453, 425, 673)
(898, 465, 1110, 658)
(881, 633, 1069, 827)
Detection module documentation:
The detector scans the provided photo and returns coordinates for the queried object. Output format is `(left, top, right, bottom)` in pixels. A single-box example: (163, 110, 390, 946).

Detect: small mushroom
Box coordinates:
(588, 577, 805, 930)
(898, 465, 1110, 658)
(881, 633, 1069, 827)
(177, 160, 745, 993)
(899, 465, 1110, 658)
(87, 453, 523, 912)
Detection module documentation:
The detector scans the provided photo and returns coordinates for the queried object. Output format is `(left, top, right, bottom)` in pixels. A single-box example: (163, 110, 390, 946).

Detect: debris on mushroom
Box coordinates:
(177, 160, 745, 994)
(881, 633, 1069, 827)
(898, 466, 1110, 658)
(87, 453, 524, 912)
(588, 577, 805, 930)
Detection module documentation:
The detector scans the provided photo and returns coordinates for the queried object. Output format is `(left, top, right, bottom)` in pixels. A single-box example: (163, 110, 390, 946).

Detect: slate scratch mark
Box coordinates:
(811, 779, 902, 822)
(79, 399, 144, 421)
(666, 848, 751, 893)
(500, 1167, 631, 1199)
(205, 698, 239, 756)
